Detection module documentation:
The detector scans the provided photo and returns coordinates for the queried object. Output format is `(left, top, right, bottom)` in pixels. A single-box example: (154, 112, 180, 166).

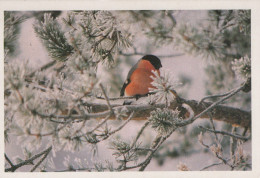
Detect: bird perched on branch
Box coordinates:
(120, 55, 162, 98)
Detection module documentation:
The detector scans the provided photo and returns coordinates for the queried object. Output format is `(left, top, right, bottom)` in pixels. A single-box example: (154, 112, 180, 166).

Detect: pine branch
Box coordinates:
(34, 13, 73, 61)
(30, 93, 250, 129)
(83, 91, 251, 128)
(181, 84, 250, 128)
(120, 128, 176, 171)
(23, 78, 250, 130)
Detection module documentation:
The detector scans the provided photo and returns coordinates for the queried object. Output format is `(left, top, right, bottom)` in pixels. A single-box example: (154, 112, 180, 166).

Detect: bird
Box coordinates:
(120, 55, 162, 98)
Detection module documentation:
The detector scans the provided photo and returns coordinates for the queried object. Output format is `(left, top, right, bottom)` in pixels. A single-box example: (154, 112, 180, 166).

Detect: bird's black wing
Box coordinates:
(120, 81, 129, 96)
(120, 59, 141, 96)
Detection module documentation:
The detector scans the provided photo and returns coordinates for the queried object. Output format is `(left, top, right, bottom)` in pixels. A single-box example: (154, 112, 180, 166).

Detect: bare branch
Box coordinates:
(23, 72, 250, 128)
(119, 50, 184, 58)
(230, 127, 237, 165)
(88, 114, 111, 134)
(178, 83, 250, 128)
(199, 137, 233, 169)
(130, 121, 150, 149)
(4, 154, 14, 167)
(104, 112, 135, 137)
(138, 135, 164, 171)
(31, 90, 250, 129)
(99, 83, 114, 115)
(30, 146, 52, 172)
(84, 85, 251, 128)
(5, 146, 52, 172)
(26, 60, 57, 78)
(199, 126, 249, 141)
(82, 112, 135, 144)
(200, 101, 221, 145)
(121, 127, 177, 171)
(199, 88, 236, 104)
(200, 161, 224, 171)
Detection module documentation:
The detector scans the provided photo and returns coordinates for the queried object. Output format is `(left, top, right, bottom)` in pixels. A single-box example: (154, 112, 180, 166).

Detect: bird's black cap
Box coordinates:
(142, 55, 162, 69)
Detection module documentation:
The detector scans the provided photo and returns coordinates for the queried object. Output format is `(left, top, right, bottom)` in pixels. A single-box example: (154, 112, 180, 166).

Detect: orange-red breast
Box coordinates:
(120, 55, 162, 97)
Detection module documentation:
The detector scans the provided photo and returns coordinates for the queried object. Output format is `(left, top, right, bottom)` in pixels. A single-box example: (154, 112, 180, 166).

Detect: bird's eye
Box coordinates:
(125, 79, 129, 84)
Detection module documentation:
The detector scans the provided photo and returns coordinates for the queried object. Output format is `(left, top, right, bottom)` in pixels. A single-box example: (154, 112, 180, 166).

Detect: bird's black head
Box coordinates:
(142, 55, 162, 69)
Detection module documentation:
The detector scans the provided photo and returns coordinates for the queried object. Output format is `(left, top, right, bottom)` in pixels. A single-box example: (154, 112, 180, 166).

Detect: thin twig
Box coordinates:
(26, 120, 69, 138)
(200, 162, 224, 171)
(209, 116, 220, 144)
(199, 88, 236, 104)
(5, 146, 52, 172)
(199, 137, 233, 169)
(4, 154, 14, 167)
(26, 60, 57, 78)
(88, 114, 111, 134)
(30, 146, 52, 172)
(95, 93, 153, 101)
(15, 89, 24, 103)
(130, 121, 150, 149)
(70, 36, 88, 64)
(220, 23, 236, 32)
(62, 17, 77, 31)
(133, 148, 154, 152)
(104, 112, 134, 137)
(73, 119, 87, 136)
(215, 153, 233, 168)
(56, 167, 92, 172)
(119, 51, 184, 58)
(178, 84, 245, 127)
(123, 127, 177, 171)
(242, 127, 248, 136)
(95, 95, 134, 100)
(230, 127, 237, 166)
(99, 83, 114, 115)
(28, 106, 112, 120)
(138, 135, 164, 171)
(167, 11, 177, 27)
(200, 102, 220, 145)
(89, 112, 135, 143)
(199, 126, 249, 141)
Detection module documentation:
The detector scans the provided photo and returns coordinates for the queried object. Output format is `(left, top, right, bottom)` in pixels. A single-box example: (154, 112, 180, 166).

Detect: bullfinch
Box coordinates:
(120, 55, 162, 97)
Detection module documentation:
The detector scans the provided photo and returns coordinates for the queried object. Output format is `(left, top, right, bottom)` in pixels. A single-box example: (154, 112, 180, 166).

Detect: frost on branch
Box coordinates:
(172, 23, 226, 60)
(110, 139, 138, 164)
(177, 162, 190, 171)
(149, 108, 181, 135)
(149, 69, 179, 106)
(34, 13, 73, 61)
(236, 10, 251, 35)
(231, 55, 251, 80)
(64, 11, 132, 67)
(4, 12, 26, 59)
